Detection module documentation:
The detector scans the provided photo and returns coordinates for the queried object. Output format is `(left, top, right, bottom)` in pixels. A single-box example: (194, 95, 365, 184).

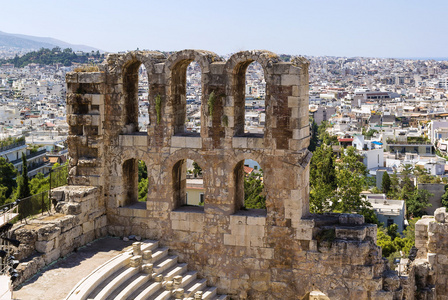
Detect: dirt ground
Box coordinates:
(13, 236, 133, 300)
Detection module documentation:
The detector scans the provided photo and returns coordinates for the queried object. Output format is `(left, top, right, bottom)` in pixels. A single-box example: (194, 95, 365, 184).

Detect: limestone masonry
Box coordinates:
(10, 50, 448, 299)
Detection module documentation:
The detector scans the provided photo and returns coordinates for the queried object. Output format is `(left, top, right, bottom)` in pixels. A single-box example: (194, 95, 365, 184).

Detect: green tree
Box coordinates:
(138, 160, 147, 181)
(309, 144, 337, 213)
(193, 162, 202, 177)
(381, 172, 391, 194)
(308, 119, 319, 152)
(0, 157, 17, 200)
(377, 227, 397, 258)
(332, 147, 368, 213)
(16, 154, 31, 200)
(244, 172, 265, 209)
(400, 164, 414, 201)
(30, 172, 49, 195)
(138, 178, 148, 202)
(406, 189, 432, 218)
(441, 184, 448, 209)
(377, 218, 420, 265)
(0, 185, 8, 206)
(388, 172, 401, 199)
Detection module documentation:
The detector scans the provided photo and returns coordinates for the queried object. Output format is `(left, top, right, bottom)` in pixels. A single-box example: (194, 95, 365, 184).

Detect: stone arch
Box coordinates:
(121, 157, 138, 206)
(224, 50, 279, 137)
(232, 152, 267, 213)
(105, 51, 166, 134)
(164, 49, 222, 136)
(164, 149, 208, 210)
(117, 149, 152, 207)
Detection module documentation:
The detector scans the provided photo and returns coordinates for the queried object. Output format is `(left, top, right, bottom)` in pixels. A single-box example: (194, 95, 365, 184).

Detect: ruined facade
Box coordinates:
(58, 49, 438, 299)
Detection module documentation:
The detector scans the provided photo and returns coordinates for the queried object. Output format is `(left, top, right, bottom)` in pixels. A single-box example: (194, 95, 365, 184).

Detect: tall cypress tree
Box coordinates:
(17, 153, 31, 199)
(381, 172, 391, 194)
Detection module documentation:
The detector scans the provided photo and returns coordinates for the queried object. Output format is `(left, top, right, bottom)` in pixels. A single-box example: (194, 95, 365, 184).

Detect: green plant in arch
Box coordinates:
(208, 91, 216, 120)
(155, 94, 162, 124)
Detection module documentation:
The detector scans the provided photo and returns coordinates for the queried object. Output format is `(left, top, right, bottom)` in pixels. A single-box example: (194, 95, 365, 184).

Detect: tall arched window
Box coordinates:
(244, 61, 265, 135)
(123, 61, 149, 134)
(138, 64, 149, 132)
(185, 61, 202, 134)
(234, 159, 266, 213)
(173, 159, 204, 210)
(121, 159, 148, 206)
(233, 60, 266, 137)
(171, 60, 202, 136)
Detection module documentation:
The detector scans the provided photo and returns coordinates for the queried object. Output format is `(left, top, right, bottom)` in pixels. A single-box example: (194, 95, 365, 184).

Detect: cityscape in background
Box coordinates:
(1, 46, 448, 236)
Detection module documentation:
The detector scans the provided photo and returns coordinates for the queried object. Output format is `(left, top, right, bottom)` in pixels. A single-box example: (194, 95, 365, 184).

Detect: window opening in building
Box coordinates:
(123, 61, 146, 134)
(138, 64, 149, 131)
(244, 61, 265, 135)
(235, 159, 266, 212)
(185, 61, 202, 134)
(138, 160, 148, 202)
(173, 159, 204, 209)
(122, 158, 147, 206)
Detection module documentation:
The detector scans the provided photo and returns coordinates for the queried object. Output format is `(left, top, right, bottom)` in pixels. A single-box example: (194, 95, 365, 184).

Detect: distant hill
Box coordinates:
(0, 31, 101, 52)
(0, 47, 105, 68)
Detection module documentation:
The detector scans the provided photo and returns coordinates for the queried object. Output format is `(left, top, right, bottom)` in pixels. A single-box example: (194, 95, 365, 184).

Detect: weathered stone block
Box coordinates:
(171, 136, 186, 148)
(435, 207, 447, 223)
(232, 137, 248, 148)
(82, 220, 94, 233)
(335, 226, 366, 240)
(37, 224, 61, 241)
(185, 137, 202, 148)
(43, 248, 61, 265)
(35, 239, 54, 253)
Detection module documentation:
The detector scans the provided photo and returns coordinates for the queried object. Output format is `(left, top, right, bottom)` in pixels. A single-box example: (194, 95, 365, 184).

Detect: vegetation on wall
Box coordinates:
(208, 91, 216, 119)
(155, 95, 162, 124)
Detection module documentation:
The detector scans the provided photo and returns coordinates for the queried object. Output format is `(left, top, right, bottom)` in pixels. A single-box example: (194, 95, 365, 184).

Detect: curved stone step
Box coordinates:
(202, 286, 217, 299)
(184, 278, 207, 297)
(131, 281, 163, 300)
(66, 240, 159, 300)
(179, 271, 197, 288)
(152, 290, 172, 300)
(162, 263, 188, 281)
(149, 247, 170, 264)
(93, 267, 140, 300)
(153, 255, 178, 275)
(66, 240, 228, 300)
(111, 272, 152, 300)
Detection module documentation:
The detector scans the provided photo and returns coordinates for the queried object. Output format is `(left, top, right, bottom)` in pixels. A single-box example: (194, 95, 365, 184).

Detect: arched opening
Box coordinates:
(171, 60, 202, 136)
(233, 60, 266, 137)
(172, 159, 204, 210)
(234, 159, 266, 213)
(186, 61, 202, 134)
(138, 64, 149, 131)
(138, 160, 148, 202)
(245, 61, 265, 135)
(122, 158, 147, 206)
(123, 60, 145, 134)
(302, 291, 330, 300)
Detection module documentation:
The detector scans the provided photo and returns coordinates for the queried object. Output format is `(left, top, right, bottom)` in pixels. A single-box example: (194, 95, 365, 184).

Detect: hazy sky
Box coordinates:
(1, 0, 447, 58)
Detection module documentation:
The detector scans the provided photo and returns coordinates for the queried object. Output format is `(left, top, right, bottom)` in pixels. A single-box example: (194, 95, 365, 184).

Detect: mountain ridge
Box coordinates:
(0, 31, 102, 52)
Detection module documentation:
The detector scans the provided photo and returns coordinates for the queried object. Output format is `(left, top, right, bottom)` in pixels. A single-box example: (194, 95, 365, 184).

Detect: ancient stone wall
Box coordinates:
(63, 50, 407, 299)
(11, 186, 106, 286)
(412, 207, 448, 299)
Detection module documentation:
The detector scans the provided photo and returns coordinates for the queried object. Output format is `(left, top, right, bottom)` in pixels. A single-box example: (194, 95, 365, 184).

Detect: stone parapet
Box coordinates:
(10, 186, 108, 287)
